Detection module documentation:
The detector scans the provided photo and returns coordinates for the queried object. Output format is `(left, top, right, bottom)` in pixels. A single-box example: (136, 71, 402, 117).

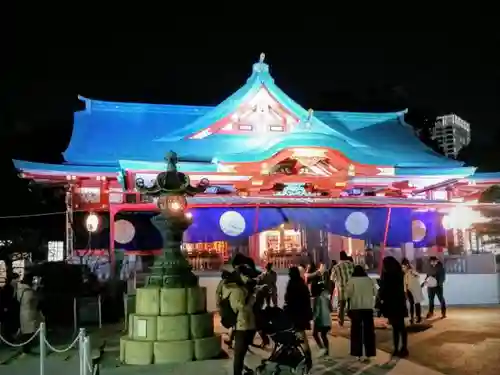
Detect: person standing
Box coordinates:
(378, 257, 409, 358)
(346, 265, 377, 362)
(0, 273, 20, 341)
(259, 262, 278, 307)
(312, 284, 332, 356)
(17, 274, 42, 355)
(327, 260, 337, 307)
(216, 265, 237, 348)
(284, 267, 313, 373)
(331, 251, 355, 326)
(218, 264, 256, 375)
(401, 258, 423, 324)
(425, 256, 446, 319)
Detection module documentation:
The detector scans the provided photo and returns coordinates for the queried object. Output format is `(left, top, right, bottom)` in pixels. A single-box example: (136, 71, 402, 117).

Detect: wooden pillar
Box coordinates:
(65, 185, 74, 259)
(109, 209, 116, 277)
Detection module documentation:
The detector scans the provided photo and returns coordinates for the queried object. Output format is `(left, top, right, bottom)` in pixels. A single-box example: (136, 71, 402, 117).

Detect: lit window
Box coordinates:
(238, 124, 253, 131)
(269, 125, 284, 132)
(48, 241, 64, 262)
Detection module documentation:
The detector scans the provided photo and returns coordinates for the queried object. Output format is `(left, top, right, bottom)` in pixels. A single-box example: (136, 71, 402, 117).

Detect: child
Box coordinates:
(312, 284, 333, 356)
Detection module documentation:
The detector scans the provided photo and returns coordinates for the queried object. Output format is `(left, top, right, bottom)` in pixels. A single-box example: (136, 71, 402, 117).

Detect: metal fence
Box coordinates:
(0, 322, 98, 375)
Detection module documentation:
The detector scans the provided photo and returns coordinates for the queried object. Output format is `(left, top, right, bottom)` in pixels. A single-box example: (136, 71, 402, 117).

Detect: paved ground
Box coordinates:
(333, 307, 500, 375)
(2, 308, 500, 375)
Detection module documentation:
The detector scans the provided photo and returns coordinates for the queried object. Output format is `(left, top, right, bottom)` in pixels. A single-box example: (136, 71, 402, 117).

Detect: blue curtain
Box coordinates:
(108, 207, 423, 251)
(384, 208, 413, 247)
(114, 213, 162, 251)
(185, 207, 286, 243)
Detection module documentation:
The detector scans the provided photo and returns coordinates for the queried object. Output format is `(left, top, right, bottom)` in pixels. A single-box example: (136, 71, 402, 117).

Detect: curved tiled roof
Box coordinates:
(64, 56, 464, 170)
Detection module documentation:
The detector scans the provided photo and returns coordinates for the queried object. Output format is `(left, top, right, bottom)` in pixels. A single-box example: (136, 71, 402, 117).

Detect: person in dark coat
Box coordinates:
(0, 273, 20, 341)
(378, 256, 409, 358)
(284, 266, 313, 372)
(424, 256, 446, 319)
(306, 263, 324, 298)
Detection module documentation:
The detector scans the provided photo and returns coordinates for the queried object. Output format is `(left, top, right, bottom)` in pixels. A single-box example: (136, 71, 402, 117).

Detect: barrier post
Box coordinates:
(78, 328, 86, 375)
(39, 322, 46, 375)
(123, 293, 128, 331)
(83, 336, 91, 375)
(74, 297, 78, 334)
(97, 295, 102, 329)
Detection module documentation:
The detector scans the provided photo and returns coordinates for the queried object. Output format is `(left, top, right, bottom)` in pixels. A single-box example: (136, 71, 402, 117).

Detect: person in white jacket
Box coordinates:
(401, 258, 423, 324)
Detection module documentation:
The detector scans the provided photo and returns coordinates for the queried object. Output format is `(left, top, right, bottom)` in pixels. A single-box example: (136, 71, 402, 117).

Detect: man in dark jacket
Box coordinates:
(425, 256, 446, 319)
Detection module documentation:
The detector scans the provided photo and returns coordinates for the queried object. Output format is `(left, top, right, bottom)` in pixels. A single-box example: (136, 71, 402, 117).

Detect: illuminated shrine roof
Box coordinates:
(16, 53, 492, 185)
(60, 54, 464, 170)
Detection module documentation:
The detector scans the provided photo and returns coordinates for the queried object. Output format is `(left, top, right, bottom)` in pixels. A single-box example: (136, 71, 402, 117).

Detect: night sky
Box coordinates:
(2, 30, 499, 218)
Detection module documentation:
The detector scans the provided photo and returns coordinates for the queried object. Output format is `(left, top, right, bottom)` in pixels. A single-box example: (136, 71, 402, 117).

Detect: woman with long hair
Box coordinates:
(401, 258, 423, 324)
(378, 257, 409, 358)
(346, 265, 377, 362)
(284, 266, 313, 373)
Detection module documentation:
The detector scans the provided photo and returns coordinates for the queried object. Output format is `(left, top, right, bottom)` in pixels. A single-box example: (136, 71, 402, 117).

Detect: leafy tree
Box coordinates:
(472, 186, 500, 249)
(457, 140, 500, 172)
(479, 185, 500, 203)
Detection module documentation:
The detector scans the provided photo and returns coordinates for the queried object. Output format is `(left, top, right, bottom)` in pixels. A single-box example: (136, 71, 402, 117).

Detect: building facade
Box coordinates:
(433, 114, 471, 158)
(11, 54, 500, 270)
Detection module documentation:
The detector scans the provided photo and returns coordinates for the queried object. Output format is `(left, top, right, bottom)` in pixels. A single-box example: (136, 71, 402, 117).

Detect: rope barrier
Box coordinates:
(0, 293, 105, 375)
(0, 326, 41, 347)
(43, 333, 81, 353)
(0, 318, 99, 375)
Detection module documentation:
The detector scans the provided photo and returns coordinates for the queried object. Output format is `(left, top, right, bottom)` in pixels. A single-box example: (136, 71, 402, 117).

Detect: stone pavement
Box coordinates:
(4, 308, 500, 375)
(94, 332, 443, 375)
(334, 307, 500, 375)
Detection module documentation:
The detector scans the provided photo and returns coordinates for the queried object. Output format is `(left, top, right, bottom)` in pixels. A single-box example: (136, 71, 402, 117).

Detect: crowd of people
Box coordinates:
(216, 251, 447, 375)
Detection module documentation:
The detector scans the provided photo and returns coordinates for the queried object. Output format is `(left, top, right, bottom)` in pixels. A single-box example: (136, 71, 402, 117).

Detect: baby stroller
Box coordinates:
(255, 307, 308, 375)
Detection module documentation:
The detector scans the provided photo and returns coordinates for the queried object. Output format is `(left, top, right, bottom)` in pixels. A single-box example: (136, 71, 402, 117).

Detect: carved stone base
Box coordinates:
(121, 286, 221, 365)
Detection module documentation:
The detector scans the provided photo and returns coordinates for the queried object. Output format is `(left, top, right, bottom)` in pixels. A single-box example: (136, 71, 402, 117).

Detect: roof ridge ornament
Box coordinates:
(252, 52, 269, 74)
(307, 109, 314, 121)
(304, 109, 314, 130)
(135, 150, 209, 197)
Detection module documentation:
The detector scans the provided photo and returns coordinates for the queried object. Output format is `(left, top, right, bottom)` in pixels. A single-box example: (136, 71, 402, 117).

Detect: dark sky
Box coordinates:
(1, 30, 499, 215)
(7, 31, 500, 159)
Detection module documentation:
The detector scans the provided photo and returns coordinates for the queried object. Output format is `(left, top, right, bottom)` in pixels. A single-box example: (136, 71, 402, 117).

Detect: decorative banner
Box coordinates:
(73, 207, 444, 252)
(114, 219, 136, 244)
(186, 207, 286, 243)
(411, 210, 446, 248)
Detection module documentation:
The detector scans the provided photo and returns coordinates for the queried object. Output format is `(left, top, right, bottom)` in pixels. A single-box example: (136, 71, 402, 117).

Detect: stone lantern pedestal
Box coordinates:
(119, 151, 220, 365)
(120, 285, 221, 365)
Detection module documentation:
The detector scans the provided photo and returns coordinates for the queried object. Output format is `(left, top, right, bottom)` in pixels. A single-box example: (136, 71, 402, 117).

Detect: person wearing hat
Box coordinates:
(423, 256, 446, 319)
(217, 263, 256, 375)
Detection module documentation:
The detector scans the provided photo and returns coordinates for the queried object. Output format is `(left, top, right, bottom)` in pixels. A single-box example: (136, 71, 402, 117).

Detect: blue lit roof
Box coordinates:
(12, 160, 120, 175)
(48, 55, 465, 173)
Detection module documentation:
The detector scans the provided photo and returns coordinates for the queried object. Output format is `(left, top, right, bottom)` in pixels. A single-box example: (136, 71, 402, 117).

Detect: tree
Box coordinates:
(479, 185, 500, 203)
(457, 140, 500, 171)
(472, 186, 500, 249)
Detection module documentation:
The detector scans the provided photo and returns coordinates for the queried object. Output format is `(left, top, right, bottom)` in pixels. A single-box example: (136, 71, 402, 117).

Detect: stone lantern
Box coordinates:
(120, 151, 220, 365)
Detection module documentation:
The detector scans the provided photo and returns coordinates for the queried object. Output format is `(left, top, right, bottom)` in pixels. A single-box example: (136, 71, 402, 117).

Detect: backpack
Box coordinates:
(219, 292, 238, 329)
